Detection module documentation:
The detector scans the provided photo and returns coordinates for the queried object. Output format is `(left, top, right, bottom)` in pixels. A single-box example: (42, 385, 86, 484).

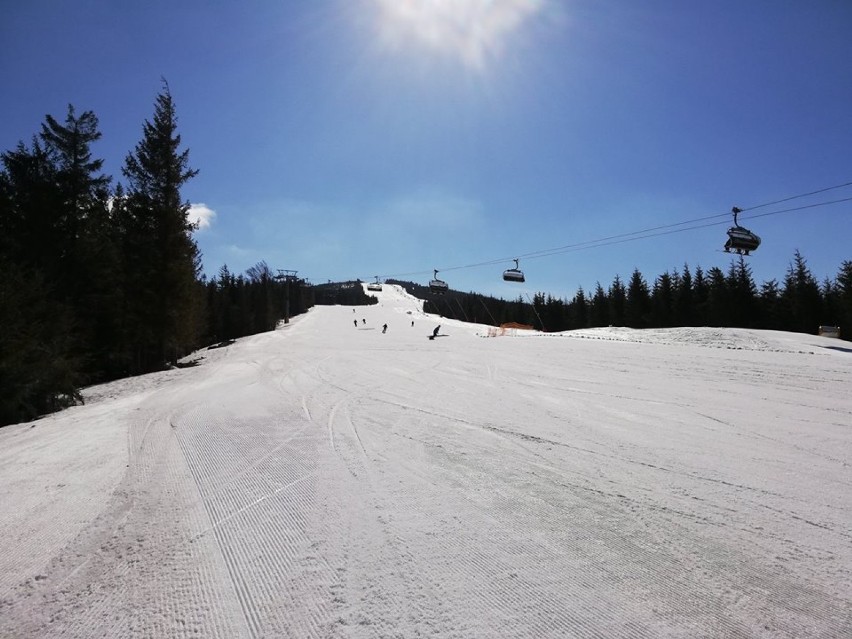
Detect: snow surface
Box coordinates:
(1, 284, 850, 638)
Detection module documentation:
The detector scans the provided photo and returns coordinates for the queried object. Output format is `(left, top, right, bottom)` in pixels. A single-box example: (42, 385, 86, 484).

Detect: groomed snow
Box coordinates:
(1, 284, 850, 638)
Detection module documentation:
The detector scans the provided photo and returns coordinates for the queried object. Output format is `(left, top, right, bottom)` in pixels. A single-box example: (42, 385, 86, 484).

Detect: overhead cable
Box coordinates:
(374, 180, 852, 280)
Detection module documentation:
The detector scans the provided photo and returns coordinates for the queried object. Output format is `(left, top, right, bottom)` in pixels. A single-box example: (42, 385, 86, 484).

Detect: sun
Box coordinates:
(369, 0, 544, 71)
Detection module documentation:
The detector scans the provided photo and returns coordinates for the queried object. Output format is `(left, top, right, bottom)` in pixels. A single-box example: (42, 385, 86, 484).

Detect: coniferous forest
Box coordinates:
(1, 90, 850, 426)
(0, 87, 311, 426)
(405, 255, 852, 337)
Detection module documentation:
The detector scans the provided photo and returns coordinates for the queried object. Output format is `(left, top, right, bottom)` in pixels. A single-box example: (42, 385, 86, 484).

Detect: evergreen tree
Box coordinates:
(572, 287, 588, 329)
(246, 261, 276, 333)
(705, 266, 729, 326)
(820, 278, 839, 328)
(119, 82, 201, 371)
(541, 293, 564, 331)
(651, 271, 675, 327)
(530, 292, 548, 330)
(0, 113, 102, 422)
(692, 266, 709, 325)
(625, 268, 650, 328)
(590, 282, 609, 327)
(39, 105, 118, 380)
(0, 140, 61, 272)
(608, 275, 626, 326)
(726, 257, 758, 328)
(0, 256, 83, 425)
(759, 279, 782, 330)
(781, 250, 821, 334)
(833, 261, 852, 341)
(673, 264, 693, 326)
(39, 105, 110, 236)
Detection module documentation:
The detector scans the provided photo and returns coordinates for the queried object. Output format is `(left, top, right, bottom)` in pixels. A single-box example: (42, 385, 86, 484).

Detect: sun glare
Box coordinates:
(370, 0, 544, 71)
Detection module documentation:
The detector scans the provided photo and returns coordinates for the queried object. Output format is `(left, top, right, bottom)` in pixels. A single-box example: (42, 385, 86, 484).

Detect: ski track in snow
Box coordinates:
(1, 284, 851, 637)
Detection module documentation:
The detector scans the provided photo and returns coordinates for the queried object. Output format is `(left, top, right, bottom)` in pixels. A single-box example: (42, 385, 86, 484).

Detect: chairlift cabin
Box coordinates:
(367, 276, 383, 292)
(724, 206, 761, 255)
(429, 269, 449, 294)
(502, 259, 525, 283)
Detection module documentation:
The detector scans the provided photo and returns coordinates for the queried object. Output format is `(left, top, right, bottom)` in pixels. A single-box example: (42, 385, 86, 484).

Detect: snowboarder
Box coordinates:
(362, 319, 366, 325)
(382, 323, 388, 334)
(411, 320, 415, 327)
(354, 319, 358, 328)
(432, 325, 441, 338)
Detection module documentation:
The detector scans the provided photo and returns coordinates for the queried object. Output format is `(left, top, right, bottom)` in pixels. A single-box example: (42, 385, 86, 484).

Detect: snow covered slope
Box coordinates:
(1, 284, 850, 637)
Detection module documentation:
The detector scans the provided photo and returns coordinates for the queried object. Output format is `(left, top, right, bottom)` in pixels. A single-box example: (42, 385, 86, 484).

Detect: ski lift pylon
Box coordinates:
(724, 206, 761, 255)
(502, 258, 525, 283)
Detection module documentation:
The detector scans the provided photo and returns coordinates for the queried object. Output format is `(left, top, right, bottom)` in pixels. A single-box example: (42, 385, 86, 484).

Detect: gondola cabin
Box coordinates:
(502, 259, 525, 283)
(724, 206, 761, 255)
(724, 227, 761, 255)
(367, 276, 382, 292)
(429, 270, 448, 294)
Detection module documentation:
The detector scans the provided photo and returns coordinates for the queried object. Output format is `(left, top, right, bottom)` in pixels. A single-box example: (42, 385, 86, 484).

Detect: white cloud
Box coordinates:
(370, 0, 545, 70)
(189, 203, 217, 230)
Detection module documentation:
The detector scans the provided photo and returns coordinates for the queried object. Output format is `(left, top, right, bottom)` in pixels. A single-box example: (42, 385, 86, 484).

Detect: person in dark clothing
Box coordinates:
(354, 319, 358, 328)
(433, 325, 441, 337)
(382, 323, 388, 333)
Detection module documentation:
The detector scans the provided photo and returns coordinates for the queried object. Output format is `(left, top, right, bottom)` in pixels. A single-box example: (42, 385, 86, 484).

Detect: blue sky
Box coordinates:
(2, 0, 851, 299)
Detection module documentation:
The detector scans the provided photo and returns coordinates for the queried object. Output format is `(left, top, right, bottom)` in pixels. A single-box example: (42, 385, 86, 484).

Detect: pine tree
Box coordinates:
(0, 261, 81, 425)
(590, 282, 609, 327)
(726, 257, 758, 328)
(608, 275, 626, 326)
(39, 105, 118, 380)
(692, 266, 709, 325)
(39, 105, 110, 235)
(572, 287, 588, 329)
(759, 279, 782, 330)
(625, 268, 650, 328)
(781, 250, 821, 334)
(705, 266, 729, 326)
(0, 140, 61, 272)
(119, 82, 201, 371)
(820, 278, 840, 328)
(651, 271, 674, 327)
(0, 113, 101, 422)
(540, 293, 564, 331)
(833, 261, 852, 341)
(673, 264, 693, 326)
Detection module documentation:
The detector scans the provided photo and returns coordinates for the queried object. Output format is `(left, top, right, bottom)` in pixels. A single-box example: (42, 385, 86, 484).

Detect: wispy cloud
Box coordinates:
(370, 0, 545, 70)
(189, 203, 217, 230)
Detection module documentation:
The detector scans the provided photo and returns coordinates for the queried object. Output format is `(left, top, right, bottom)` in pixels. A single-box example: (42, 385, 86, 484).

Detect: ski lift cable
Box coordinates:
(377, 194, 850, 279)
(742, 196, 852, 220)
(375, 182, 852, 280)
(520, 196, 852, 259)
(739, 180, 852, 213)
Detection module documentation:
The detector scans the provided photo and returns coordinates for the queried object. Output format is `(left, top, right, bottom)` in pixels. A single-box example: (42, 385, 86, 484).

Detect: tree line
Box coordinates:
(407, 254, 852, 337)
(2, 88, 849, 427)
(0, 86, 311, 426)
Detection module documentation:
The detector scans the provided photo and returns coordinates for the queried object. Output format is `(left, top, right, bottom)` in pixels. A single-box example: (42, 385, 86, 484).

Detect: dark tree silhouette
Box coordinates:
(118, 82, 202, 372)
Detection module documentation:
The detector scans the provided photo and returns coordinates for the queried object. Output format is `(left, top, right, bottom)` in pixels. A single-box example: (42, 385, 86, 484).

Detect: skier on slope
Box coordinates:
(433, 325, 441, 338)
(382, 323, 388, 334)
